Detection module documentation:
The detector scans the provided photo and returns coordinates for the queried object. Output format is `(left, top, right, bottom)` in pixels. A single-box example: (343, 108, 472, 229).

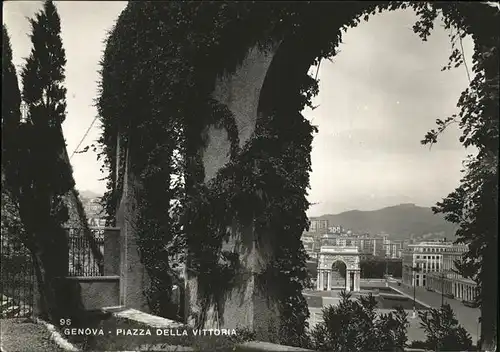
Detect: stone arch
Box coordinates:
(101, 1, 498, 345)
(318, 249, 361, 292)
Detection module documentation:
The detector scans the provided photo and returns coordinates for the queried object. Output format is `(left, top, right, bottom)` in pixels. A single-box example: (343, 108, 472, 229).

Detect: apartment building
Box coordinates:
(424, 243, 477, 301)
(402, 240, 450, 287)
(309, 219, 329, 233)
(318, 233, 386, 258)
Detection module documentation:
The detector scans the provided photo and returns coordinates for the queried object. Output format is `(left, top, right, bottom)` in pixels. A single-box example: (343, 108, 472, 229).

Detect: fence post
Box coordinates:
(103, 228, 121, 276)
(31, 260, 42, 318)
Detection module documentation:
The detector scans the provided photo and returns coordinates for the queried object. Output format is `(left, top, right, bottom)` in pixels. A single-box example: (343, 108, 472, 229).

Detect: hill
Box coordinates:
(311, 203, 458, 240)
(78, 190, 102, 200)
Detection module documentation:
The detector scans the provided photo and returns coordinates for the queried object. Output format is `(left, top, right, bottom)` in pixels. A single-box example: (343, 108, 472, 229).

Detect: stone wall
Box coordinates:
(186, 44, 281, 339)
(116, 149, 149, 312)
(63, 276, 120, 311)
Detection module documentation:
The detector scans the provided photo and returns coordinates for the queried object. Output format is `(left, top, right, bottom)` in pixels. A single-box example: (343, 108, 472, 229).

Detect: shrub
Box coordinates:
(416, 303, 473, 351)
(309, 290, 408, 352)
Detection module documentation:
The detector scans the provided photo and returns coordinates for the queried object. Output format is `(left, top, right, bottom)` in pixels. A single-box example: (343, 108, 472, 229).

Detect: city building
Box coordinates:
(426, 271, 478, 302)
(402, 240, 478, 301)
(425, 243, 477, 302)
(82, 197, 105, 228)
(309, 219, 329, 233)
(402, 240, 449, 287)
(328, 225, 343, 234)
(319, 233, 386, 258)
(383, 239, 403, 259)
(301, 235, 316, 259)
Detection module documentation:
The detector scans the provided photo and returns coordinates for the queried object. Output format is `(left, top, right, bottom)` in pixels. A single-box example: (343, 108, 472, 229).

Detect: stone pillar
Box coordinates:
(345, 270, 351, 292)
(319, 270, 324, 290)
(327, 270, 331, 291)
(184, 43, 280, 340)
(116, 148, 150, 312)
(103, 228, 121, 276)
(316, 270, 321, 291)
(355, 271, 361, 291)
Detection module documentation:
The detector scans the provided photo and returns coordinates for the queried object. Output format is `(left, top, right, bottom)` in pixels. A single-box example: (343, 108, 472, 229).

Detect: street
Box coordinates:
(389, 282, 481, 343)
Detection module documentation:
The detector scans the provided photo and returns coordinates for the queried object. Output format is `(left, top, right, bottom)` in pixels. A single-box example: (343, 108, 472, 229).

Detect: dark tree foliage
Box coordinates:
(415, 3, 499, 350)
(98, 1, 498, 346)
(1, 0, 85, 323)
(1, 25, 25, 245)
(2, 25, 22, 159)
(360, 258, 402, 279)
(309, 291, 409, 352)
(416, 303, 473, 351)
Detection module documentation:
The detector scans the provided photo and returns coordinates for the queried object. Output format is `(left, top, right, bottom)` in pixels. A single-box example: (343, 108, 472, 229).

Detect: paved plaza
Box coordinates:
(388, 282, 480, 343)
(306, 281, 480, 344)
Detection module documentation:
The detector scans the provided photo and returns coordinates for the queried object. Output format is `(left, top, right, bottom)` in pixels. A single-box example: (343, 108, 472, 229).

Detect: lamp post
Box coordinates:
(412, 261, 422, 319)
(441, 271, 446, 306)
(476, 317, 481, 351)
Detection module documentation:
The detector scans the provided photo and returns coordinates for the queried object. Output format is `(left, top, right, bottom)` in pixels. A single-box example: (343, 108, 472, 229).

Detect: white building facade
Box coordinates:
(402, 241, 450, 287)
(402, 241, 478, 302)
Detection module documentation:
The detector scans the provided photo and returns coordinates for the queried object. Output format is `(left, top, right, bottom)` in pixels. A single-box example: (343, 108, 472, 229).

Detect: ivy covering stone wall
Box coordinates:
(97, 1, 498, 347)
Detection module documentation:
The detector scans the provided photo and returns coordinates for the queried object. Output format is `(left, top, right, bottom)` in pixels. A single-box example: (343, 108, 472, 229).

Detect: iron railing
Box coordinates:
(66, 227, 105, 276)
(0, 234, 34, 318)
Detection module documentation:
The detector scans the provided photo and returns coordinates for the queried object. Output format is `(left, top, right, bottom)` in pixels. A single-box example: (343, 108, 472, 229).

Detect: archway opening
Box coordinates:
(331, 260, 347, 289)
(303, 9, 474, 224)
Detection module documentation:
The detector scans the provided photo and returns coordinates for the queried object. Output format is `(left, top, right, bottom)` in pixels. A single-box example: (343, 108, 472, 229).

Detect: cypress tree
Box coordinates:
(17, 1, 104, 323)
(2, 25, 22, 176)
(1, 25, 25, 245)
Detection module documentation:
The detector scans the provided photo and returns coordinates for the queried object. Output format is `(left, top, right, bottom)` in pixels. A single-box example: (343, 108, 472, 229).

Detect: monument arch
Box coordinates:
(318, 246, 361, 292)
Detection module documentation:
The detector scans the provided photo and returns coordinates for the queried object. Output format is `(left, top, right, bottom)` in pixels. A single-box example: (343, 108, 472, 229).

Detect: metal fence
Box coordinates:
(66, 227, 105, 276)
(0, 235, 34, 318)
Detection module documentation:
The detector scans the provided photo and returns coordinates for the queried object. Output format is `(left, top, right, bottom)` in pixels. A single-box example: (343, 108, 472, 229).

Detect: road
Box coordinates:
(389, 282, 481, 343)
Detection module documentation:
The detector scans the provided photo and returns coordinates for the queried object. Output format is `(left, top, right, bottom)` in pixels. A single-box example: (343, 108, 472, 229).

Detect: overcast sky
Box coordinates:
(3, 2, 476, 216)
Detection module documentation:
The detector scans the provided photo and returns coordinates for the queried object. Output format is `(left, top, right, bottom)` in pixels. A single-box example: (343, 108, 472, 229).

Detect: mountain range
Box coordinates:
(311, 203, 459, 241)
(78, 190, 102, 200)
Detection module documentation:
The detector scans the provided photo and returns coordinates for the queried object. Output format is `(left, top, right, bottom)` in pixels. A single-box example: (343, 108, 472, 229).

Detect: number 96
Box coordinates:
(59, 319, 71, 326)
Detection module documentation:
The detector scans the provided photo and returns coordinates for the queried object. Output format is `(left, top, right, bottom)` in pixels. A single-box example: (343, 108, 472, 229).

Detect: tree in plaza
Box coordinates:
(309, 290, 409, 352)
(415, 304, 473, 351)
(414, 3, 498, 350)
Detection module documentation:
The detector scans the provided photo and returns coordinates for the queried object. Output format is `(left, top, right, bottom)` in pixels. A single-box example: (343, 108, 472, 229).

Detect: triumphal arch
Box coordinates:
(317, 246, 360, 292)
